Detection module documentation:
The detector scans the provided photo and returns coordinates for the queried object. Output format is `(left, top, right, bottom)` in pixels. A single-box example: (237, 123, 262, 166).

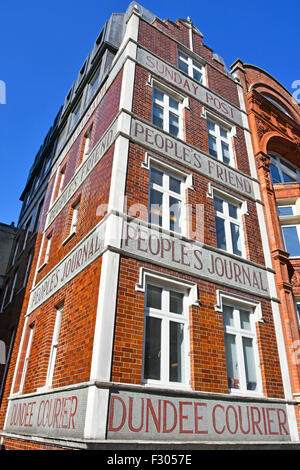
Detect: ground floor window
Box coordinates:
(223, 304, 261, 394)
(143, 283, 189, 387)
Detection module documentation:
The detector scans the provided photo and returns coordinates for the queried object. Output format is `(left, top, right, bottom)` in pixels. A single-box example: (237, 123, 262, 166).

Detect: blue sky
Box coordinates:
(0, 0, 299, 226)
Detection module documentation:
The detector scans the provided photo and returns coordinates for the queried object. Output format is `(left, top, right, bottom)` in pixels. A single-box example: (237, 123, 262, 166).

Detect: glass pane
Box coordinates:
(169, 196, 181, 232)
(169, 176, 181, 194)
(170, 291, 183, 314)
(146, 285, 162, 309)
(282, 171, 297, 183)
(277, 206, 294, 216)
(280, 158, 297, 173)
(224, 334, 240, 389)
(207, 120, 215, 132)
(150, 168, 163, 186)
(169, 112, 179, 137)
(208, 135, 217, 158)
(152, 103, 164, 129)
(193, 68, 202, 83)
(153, 88, 164, 103)
(144, 317, 161, 380)
(230, 222, 242, 256)
(150, 189, 163, 226)
(169, 321, 184, 382)
(169, 97, 179, 111)
(242, 337, 257, 391)
(282, 226, 300, 257)
(220, 127, 228, 138)
(228, 203, 238, 219)
(221, 141, 230, 165)
(223, 305, 234, 327)
(240, 309, 251, 330)
(215, 216, 227, 251)
(214, 197, 224, 213)
(270, 164, 281, 184)
(88, 70, 99, 100)
(178, 57, 188, 74)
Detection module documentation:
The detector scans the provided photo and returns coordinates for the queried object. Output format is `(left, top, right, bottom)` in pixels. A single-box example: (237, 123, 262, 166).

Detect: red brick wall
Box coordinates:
(125, 141, 265, 266)
(111, 256, 285, 398)
(0, 67, 123, 429)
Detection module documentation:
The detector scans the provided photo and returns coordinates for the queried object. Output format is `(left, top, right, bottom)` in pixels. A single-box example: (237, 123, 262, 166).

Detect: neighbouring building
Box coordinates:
(0, 222, 16, 293)
(0, 104, 58, 402)
(0, 3, 299, 450)
(231, 59, 300, 432)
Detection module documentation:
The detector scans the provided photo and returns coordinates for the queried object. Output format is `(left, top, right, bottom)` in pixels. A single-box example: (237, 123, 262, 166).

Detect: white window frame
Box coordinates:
(277, 200, 300, 258)
(44, 233, 52, 265)
(57, 165, 66, 198)
(23, 218, 32, 250)
(70, 201, 80, 235)
(148, 164, 186, 235)
(11, 239, 19, 266)
(82, 127, 92, 161)
(141, 279, 191, 389)
(70, 99, 82, 131)
(45, 304, 63, 388)
(215, 291, 263, 397)
(19, 323, 34, 392)
(295, 301, 300, 329)
(281, 224, 300, 258)
(9, 271, 18, 303)
(56, 125, 67, 155)
(269, 152, 300, 185)
(206, 116, 235, 166)
(23, 252, 33, 288)
(87, 67, 100, 103)
(177, 50, 206, 85)
(1, 283, 9, 312)
(151, 86, 184, 139)
(213, 189, 246, 258)
(277, 204, 296, 217)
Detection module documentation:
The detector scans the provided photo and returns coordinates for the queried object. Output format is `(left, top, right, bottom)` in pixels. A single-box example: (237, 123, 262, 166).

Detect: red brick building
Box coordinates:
(0, 3, 299, 450)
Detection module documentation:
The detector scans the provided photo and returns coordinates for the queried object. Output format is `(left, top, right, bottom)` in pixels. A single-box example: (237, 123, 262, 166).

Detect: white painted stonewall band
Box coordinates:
(27, 211, 273, 316)
(130, 116, 256, 200)
(45, 119, 119, 231)
(28, 218, 107, 314)
(121, 218, 270, 298)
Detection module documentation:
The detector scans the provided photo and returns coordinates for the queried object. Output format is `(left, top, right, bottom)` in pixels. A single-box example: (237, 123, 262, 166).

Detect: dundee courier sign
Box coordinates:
(5, 387, 88, 439)
(107, 390, 291, 442)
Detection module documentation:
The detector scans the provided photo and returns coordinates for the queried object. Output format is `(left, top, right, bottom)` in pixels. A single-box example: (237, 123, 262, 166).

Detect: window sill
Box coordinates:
(228, 389, 264, 399)
(37, 262, 47, 273)
(141, 381, 192, 392)
(62, 231, 76, 246)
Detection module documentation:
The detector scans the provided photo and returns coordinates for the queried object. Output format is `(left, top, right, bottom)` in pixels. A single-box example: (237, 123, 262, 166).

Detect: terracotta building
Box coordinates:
(0, 3, 299, 450)
(231, 59, 300, 432)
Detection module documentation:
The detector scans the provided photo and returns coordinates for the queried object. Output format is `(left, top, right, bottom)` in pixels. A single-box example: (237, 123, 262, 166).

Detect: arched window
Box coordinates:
(269, 152, 300, 185)
(261, 93, 293, 119)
